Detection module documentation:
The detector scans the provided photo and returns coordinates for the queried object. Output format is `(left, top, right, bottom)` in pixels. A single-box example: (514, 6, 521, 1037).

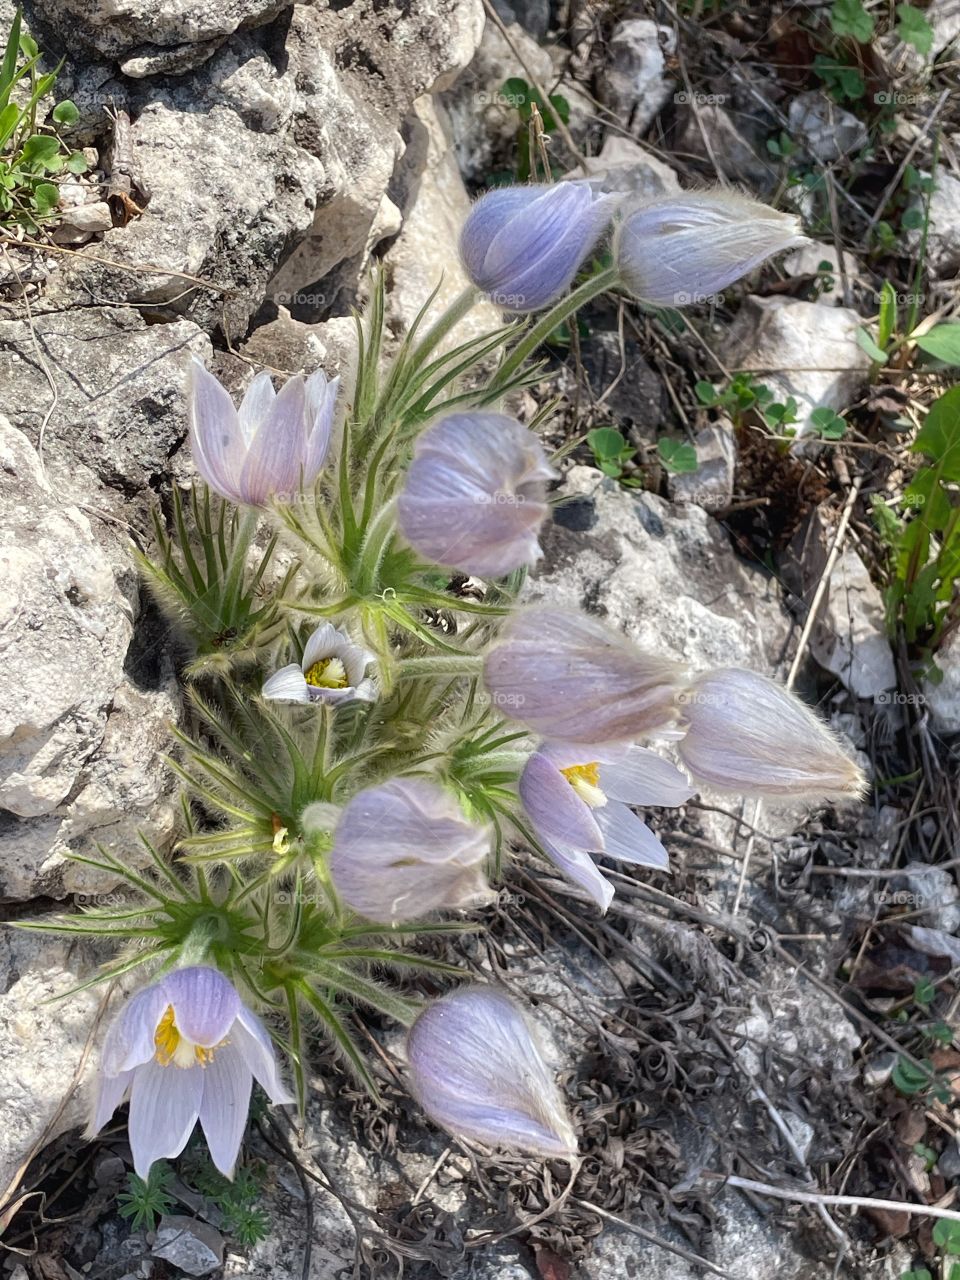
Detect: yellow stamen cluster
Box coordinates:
(560, 761, 606, 808)
(154, 1005, 217, 1069)
(304, 656, 349, 689)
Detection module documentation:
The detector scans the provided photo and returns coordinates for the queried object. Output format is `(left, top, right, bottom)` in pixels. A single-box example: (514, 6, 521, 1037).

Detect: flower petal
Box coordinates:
(237, 374, 307, 504)
(128, 1059, 203, 1178)
(596, 747, 694, 807)
(101, 982, 170, 1076)
(162, 966, 241, 1048)
(198, 1043, 253, 1178)
(594, 801, 668, 868)
(188, 358, 246, 502)
(262, 664, 311, 703)
(302, 372, 338, 484)
(87, 1068, 133, 1137)
(460, 186, 540, 283)
(519, 750, 603, 851)
(237, 371, 276, 446)
(232, 1007, 296, 1104)
(301, 623, 344, 672)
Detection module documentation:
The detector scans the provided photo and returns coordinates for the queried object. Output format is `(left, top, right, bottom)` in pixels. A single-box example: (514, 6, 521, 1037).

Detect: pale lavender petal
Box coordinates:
(615, 191, 807, 306)
(301, 623, 344, 672)
(594, 801, 668, 868)
(302, 373, 338, 485)
(329, 779, 492, 924)
(188, 358, 246, 502)
(406, 987, 577, 1157)
(398, 412, 555, 577)
(483, 607, 684, 744)
(537, 833, 615, 912)
(101, 982, 169, 1076)
(237, 375, 307, 505)
(87, 1068, 133, 1136)
(596, 746, 694, 807)
(198, 1043, 253, 1178)
(262, 664, 311, 702)
(232, 1007, 295, 1104)
(677, 668, 865, 801)
(519, 750, 602, 851)
(162, 966, 241, 1048)
(237, 372, 276, 446)
(460, 186, 539, 282)
(128, 1059, 203, 1178)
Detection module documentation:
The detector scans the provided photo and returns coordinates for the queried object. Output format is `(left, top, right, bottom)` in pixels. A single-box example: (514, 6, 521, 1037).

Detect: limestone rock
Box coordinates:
(598, 20, 676, 137)
(536, 466, 792, 673)
(720, 296, 871, 434)
(154, 1217, 225, 1276)
(924, 627, 960, 735)
(667, 422, 736, 512)
(788, 90, 869, 163)
(576, 133, 681, 199)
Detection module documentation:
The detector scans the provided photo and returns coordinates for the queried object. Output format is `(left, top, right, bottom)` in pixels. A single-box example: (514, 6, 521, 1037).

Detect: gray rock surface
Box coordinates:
(924, 626, 960, 734)
(788, 90, 869, 162)
(599, 19, 676, 136)
(720, 295, 871, 434)
(154, 1216, 225, 1276)
(667, 422, 736, 512)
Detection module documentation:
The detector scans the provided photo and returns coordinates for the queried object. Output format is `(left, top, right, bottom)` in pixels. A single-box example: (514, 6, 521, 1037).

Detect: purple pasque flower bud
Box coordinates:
(262, 623, 375, 705)
(406, 986, 577, 1157)
(483, 606, 685, 745)
(677, 668, 866, 802)
(88, 966, 293, 1178)
(520, 742, 693, 911)
(188, 358, 338, 506)
(613, 189, 807, 307)
(397, 412, 557, 578)
(460, 182, 618, 313)
(328, 778, 493, 925)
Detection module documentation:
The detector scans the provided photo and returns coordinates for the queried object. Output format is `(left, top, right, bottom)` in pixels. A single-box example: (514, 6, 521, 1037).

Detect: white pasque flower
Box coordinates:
(262, 623, 376, 706)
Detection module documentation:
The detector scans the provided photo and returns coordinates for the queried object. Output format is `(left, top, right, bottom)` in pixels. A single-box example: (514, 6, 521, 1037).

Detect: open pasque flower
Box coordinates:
(189, 358, 338, 506)
(614, 189, 807, 306)
(520, 743, 693, 910)
(460, 181, 618, 312)
(677, 667, 866, 802)
(483, 606, 685, 745)
(406, 986, 577, 1156)
(262, 623, 375, 705)
(89, 966, 293, 1178)
(397, 411, 556, 578)
(328, 778, 493, 924)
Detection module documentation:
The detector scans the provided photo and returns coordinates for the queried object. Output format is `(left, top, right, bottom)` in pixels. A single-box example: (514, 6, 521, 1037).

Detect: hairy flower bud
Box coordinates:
(406, 986, 577, 1156)
(188, 358, 338, 506)
(677, 668, 866, 801)
(328, 779, 493, 924)
(613, 190, 807, 307)
(397, 412, 556, 578)
(483, 607, 685, 745)
(460, 182, 617, 312)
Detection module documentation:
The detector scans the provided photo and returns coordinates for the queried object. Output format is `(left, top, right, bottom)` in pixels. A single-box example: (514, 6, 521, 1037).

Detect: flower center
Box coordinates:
(154, 1005, 217, 1069)
(560, 761, 606, 808)
(304, 657, 349, 689)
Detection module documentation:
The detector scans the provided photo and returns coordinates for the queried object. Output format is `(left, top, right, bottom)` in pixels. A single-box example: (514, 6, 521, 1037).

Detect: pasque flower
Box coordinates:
(262, 623, 375, 705)
(189, 358, 338, 505)
(88, 966, 293, 1178)
(328, 778, 493, 924)
(613, 189, 807, 306)
(406, 986, 577, 1156)
(397, 412, 556, 577)
(483, 607, 685, 745)
(520, 743, 692, 910)
(460, 182, 617, 312)
(677, 668, 866, 802)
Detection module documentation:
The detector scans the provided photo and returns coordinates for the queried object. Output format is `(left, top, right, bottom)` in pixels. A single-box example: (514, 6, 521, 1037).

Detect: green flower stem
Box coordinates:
(487, 265, 620, 393)
(176, 914, 221, 967)
(353, 498, 397, 596)
(220, 506, 260, 622)
(397, 655, 484, 678)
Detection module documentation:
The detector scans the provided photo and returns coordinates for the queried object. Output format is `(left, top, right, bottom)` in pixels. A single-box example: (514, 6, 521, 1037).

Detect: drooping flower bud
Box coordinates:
(328, 779, 493, 925)
(460, 182, 618, 313)
(483, 607, 685, 745)
(188, 358, 338, 506)
(397, 412, 557, 578)
(406, 986, 577, 1157)
(262, 623, 375, 705)
(677, 668, 866, 801)
(613, 190, 807, 307)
